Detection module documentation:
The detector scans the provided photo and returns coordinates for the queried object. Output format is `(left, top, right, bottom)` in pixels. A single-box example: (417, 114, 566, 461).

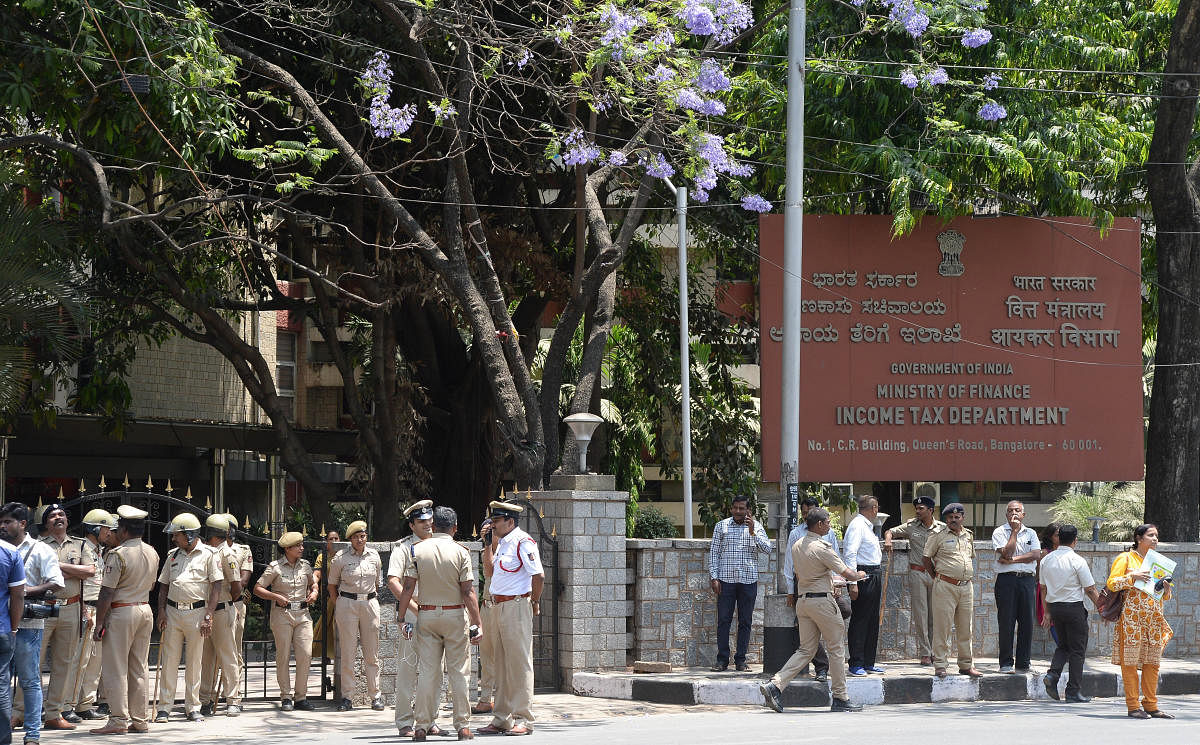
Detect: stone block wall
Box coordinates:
(627, 539, 1200, 668)
(536, 479, 629, 686)
(627, 538, 777, 668)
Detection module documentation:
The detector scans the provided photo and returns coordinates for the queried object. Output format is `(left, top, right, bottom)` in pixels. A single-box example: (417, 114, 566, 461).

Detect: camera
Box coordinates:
(22, 601, 60, 620)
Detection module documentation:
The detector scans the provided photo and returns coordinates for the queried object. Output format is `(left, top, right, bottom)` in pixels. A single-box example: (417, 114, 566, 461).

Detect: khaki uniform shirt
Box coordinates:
(41, 534, 87, 599)
(328, 547, 382, 595)
(210, 543, 242, 604)
(924, 527, 975, 581)
(81, 538, 103, 602)
(889, 518, 947, 561)
(791, 533, 848, 595)
(102, 538, 160, 604)
(403, 534, 473, 606)
(388, 534, 422, 622)
(158, 542, 222, 604)
(258, 558, 314, 604)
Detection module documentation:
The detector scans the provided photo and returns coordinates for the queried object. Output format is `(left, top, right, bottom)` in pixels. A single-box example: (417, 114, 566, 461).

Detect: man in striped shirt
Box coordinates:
(708, 496, 772, 672)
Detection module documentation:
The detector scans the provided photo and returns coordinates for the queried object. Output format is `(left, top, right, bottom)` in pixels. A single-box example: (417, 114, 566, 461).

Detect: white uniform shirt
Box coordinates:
(1039, 546, 1095, 603)
(488, 527, 544, 596)
(842, 513, 882, 569)
(991, 524, 1040, 575)
(16, 533, 65, 630)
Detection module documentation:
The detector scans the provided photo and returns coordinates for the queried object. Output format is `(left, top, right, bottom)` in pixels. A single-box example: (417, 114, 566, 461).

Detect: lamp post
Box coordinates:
(563, 413, 604, 474)
(872, 512, 891, 539)
(1086, 516, 1108, 543)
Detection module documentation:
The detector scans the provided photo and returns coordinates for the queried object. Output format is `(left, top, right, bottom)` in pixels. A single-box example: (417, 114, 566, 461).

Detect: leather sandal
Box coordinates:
(503, 726, 531, 736)
(1147, 710, 1174, 719)
(476, 725, 508, 735)
(471, 702, 493, 714)
(1128, 709, 1151, 719)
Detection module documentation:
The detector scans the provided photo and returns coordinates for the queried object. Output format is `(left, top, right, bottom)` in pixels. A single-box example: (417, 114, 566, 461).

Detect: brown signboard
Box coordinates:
(759, 215, 1144, 483)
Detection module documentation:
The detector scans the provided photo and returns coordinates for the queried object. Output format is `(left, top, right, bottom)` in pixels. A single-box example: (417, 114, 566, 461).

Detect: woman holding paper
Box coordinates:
(1106, 524, 1174, 719)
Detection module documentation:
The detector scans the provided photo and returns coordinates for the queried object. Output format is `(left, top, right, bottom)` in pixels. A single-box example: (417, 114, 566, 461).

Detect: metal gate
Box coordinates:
(506, 496, 560, 692)
(57, 489, 330, 701)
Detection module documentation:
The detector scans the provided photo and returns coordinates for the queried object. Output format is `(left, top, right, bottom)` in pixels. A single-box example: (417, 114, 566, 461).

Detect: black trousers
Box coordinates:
(994, 573, 1036, 669)
(1047, 601, 1089, 696)
(847, 566, 882, 669)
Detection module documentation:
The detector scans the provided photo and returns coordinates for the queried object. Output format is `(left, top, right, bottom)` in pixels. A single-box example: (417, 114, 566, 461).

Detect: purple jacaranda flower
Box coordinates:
(696, 59, 732, 93)
(900, 69, 919, 89)
(608, 151, 629, 167)
(599, 4, 643, 46)
(978, 101, 1007, 121)
(649, 64, 677, 83)
(642, 152, 675, 179)
(905, 11, 930, 37)
(741, 194, 772, 212)
(961, 29, 992, 48)
(982, 72, 1000, 90)
(923, 67, 949, 86)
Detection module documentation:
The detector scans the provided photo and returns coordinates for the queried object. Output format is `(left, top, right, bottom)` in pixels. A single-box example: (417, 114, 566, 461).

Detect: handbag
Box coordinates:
(1097, 586, 1126, 622)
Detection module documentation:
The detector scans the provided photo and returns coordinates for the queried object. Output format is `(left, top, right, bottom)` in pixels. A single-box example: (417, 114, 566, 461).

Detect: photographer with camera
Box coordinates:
(1, 502, 65, 745)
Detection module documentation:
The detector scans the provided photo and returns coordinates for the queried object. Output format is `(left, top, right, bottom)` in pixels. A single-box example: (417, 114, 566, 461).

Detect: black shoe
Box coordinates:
(710, 663, 728, 672)
(1064, 693, 1091, 703)
(831, 698, 863, 712)
(77, 709, 105, 721)
(759, 682, 784, 713)
(154, 711, 169, 723)
(62, 711, 82, 724)
(186, 711, 204, 722)
(815, 670, 829, 682)
(337, 698, 353, 712)
(294, 700, 315, 711)
(1042, 674, 1060, 701)
(200, 702, 215, 716)
(280, 699, 294, 712)
(735, 662, 750, 672)
(97, 704, 109, 717)
(371, 694, 385, 711)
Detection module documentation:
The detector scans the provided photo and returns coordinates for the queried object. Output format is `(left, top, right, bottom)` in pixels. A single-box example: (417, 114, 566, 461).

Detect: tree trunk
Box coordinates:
(1145, 0, 1200, 541)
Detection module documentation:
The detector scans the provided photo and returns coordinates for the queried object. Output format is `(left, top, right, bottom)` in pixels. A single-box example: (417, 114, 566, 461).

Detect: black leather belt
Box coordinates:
(859, 565, 882, 573)
(803, 592, 829, 598)
(339, 591, 377, 601)
(280, 601, 309, 610)
(167, 599, 205, 610)
(213, 602, 228, 612)
(84, 600, 98, 607)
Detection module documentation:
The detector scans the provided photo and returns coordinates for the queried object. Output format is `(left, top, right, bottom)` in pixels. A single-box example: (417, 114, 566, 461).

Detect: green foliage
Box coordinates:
(1049, 482, 1145, 542)
(631, 504, 678, 539)
(0, 199, 90, 422)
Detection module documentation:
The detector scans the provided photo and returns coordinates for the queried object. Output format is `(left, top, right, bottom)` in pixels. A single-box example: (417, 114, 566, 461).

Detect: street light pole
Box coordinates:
(765, 0, 806, 674)
(664, 179, 694, 539)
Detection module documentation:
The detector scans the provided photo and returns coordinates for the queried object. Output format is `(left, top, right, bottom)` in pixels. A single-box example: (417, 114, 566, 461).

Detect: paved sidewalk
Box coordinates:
(573, 657, 1200, 707)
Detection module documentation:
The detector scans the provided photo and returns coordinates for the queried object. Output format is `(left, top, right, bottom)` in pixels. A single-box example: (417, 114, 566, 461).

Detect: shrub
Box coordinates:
(1049, 482, 1144, 542)
(632, 504, 679, 539)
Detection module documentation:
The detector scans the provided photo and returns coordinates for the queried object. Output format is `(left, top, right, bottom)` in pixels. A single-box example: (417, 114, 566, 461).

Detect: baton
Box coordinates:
(878, 545, 893, 627)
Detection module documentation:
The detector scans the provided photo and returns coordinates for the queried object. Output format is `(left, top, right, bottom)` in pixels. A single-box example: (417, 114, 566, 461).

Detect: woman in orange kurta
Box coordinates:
(1106, 524, 1174, 719)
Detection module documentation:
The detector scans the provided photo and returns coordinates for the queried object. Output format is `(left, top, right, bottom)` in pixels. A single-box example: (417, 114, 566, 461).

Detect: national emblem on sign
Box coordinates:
(936, 229, 966, 277)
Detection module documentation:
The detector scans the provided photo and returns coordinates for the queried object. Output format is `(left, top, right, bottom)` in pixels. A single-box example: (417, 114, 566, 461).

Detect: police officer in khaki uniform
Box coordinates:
(327, 519, 385, 712)
(220, 514, 254, 673)
(198, 515, 243, 717)
(760, 508, 866, 714)
(253, 531, 318, 711)
(923, 502, 981, 678)
(90, 505, 159, 735)
(394, 506, 482, 741)
(472, 517, 496, 715)
(386, 500, 441, 737)
(884, 495, 946, 666)
(155, 513, 222, 722)
(70, 509, 117, 722)
(37, 504, 94, 730)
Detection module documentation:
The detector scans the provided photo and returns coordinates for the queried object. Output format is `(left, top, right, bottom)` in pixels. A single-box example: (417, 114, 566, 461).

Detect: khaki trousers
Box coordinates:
(771, 594, 849, 699)
(199, 605, 242, 705)
(477, 601, 496, 703)
(39, 602, 83, 720)
(335, 597, 381, 698)
(489, 597, 534, 730)
(158, 605, 207, 713)
(72, 606, 103, 711)
(931, 579, 974, 669)
(270, 608, 313, 700)
(232, 600, 247, 668)
(100, 604, 153, 727)
(414, 609, 471, 731)
(907, 570, 935, 657)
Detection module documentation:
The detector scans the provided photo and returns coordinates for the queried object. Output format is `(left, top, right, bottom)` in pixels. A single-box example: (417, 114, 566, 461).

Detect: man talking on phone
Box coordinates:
(708, 495, 772, 672)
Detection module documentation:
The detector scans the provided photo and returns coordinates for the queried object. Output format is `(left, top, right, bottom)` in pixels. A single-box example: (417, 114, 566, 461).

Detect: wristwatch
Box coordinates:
(203, 614, 212, 621)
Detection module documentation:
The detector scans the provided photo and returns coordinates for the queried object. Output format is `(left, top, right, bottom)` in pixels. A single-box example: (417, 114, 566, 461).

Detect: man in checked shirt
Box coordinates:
(708, 496, 772, 672)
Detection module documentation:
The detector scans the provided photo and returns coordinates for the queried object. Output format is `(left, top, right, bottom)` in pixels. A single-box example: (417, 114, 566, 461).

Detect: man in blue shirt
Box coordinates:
(708, 496, 772, 672)
(0, 539, 27, 745)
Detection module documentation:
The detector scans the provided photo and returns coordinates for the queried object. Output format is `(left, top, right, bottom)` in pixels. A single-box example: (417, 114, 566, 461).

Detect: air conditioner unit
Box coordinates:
(911, 481, 941, 505)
